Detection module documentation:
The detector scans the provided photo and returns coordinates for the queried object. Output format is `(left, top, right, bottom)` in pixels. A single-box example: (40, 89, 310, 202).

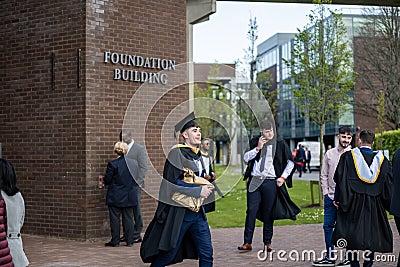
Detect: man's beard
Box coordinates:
(339, 142, 349, 149)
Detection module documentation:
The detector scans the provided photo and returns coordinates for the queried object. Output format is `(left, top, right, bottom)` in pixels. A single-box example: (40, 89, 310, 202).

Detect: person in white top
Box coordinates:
(238, 122, 297, 253)
(0, 159, 29, 267)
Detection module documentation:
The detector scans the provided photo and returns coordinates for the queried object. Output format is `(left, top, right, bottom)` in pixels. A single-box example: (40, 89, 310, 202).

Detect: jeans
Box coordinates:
(150, 211, 213, 267)
(323, 195, 337, 259)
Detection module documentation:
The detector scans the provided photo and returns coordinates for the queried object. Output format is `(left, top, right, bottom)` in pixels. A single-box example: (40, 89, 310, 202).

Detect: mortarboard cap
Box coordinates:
(174, 112, 200, 138)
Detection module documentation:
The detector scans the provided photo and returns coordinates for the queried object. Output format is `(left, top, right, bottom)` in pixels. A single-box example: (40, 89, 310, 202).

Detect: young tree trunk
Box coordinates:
(318, 123, 325, 207)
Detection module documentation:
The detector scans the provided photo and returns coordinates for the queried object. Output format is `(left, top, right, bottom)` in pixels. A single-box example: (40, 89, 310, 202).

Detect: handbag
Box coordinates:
(171, 168, 214, 212)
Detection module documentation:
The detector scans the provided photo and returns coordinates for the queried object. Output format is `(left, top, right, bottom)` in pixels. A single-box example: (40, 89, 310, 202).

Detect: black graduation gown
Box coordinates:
(140, 146, 204, 264)
(390, 148, 400, 217)
(332, 150, 393, 253)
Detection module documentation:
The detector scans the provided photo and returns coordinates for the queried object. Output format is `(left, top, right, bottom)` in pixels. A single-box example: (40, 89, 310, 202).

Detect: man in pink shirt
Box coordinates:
(313, 126, 353, 267)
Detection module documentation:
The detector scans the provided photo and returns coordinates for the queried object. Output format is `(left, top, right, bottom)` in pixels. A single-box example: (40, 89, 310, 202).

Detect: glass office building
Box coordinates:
(254, 14, 363, 149)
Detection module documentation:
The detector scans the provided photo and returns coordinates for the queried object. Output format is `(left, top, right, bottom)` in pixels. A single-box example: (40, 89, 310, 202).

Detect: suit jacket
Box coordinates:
(390, 148, 400, 217)
(103, 155, 138, 207)
(126, 142, 148, 187)
(297, 147, 305, 162)
(306, 150, 311, 161)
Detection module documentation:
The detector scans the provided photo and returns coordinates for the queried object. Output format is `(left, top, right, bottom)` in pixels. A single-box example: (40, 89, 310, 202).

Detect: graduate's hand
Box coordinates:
(256, 136, 266, 151)
(333, 201, 339, 208)
(200, 185, 213, 198)
(276, 177, 285, 187)
(203, 174, 212, 180)
(211, 172, 216, 180)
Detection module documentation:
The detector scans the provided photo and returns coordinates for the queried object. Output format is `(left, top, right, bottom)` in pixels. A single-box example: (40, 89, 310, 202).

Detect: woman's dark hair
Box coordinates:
(0, 159, 20, 196)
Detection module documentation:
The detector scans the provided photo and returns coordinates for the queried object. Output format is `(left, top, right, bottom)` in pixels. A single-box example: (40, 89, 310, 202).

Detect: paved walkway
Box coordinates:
(23, 221, 399, 267)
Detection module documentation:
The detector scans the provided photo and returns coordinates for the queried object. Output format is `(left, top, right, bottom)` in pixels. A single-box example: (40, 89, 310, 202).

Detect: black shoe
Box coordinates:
(126, 243, 133, 247)
(119, 236, 126, 243)
(132, 237, 142, 243)
(105, 241, 119, 247)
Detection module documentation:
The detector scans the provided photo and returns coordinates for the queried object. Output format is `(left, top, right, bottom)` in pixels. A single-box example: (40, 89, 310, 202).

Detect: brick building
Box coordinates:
(0, 0, 215, 240)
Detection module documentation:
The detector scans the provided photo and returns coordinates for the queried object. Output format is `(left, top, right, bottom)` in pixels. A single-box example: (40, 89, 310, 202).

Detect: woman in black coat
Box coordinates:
(103, 142, 139, 247)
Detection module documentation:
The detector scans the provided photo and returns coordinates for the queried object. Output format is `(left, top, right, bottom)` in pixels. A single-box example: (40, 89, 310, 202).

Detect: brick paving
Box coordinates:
(23, 221, 399, 267)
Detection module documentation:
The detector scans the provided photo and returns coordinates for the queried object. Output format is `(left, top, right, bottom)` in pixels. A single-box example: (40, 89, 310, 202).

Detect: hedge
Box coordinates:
(373, 129, 400, 161)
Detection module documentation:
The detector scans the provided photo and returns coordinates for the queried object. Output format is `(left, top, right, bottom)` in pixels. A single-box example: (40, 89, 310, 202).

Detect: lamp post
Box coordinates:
(236, 87, 245, 175)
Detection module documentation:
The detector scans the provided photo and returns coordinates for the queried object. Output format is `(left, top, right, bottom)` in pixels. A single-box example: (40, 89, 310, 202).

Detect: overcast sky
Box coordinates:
(193, 1, 366, 64)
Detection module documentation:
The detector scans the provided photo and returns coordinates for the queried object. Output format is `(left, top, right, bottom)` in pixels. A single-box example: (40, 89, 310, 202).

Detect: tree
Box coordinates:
(194, 63, 229, 140)
(246, 15, 258, 83)
(285, 0, 356, 205)
(235, 15, 258, 81)
(194, 64, 231, 164)
(239, 15, 262, 138)
(256, 70, 277, 118)
(355, 6, 400, 130)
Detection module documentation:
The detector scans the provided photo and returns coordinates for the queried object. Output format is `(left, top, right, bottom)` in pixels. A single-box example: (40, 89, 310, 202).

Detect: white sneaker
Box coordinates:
(335, 259, 351, 267)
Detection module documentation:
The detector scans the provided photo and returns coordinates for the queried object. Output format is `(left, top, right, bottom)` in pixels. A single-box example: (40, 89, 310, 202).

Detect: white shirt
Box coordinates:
(201, 155, 211, 175)
(244, 145, 294, 179)
(127, 140, 134, 153)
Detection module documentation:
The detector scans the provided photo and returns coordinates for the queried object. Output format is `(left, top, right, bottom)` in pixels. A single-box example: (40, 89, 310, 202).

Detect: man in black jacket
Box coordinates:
(238, 122, 296, 252)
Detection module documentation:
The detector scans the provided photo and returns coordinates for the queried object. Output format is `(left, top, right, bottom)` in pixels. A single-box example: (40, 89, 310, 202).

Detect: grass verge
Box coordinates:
(207, 165, 324, 228)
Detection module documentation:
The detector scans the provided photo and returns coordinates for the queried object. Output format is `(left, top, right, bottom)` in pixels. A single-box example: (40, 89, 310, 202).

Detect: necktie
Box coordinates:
(259, 146, 267, 172)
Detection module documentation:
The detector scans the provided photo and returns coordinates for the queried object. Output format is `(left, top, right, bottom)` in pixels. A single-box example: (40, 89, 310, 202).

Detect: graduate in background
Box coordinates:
(332, 129, 393, 267)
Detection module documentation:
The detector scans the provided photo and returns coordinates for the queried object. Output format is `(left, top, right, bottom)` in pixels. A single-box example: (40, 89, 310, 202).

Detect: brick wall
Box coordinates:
(1, 0, 187, 240)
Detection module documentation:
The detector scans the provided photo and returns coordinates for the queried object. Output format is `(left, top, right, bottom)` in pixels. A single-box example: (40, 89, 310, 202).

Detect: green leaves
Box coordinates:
(285, 2, 356, 127)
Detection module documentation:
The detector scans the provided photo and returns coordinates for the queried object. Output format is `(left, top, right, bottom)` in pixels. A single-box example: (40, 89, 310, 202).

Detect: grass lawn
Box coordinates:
(207, 165, 324, 228)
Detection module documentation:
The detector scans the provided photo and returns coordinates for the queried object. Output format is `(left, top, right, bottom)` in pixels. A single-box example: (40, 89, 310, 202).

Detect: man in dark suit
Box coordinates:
(103, 142, 139, 247)
(296, 144, 305, 177)
(390, 147, 400, 267)
(120, 130, 148, 243)
(305, 146, 311, 173)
